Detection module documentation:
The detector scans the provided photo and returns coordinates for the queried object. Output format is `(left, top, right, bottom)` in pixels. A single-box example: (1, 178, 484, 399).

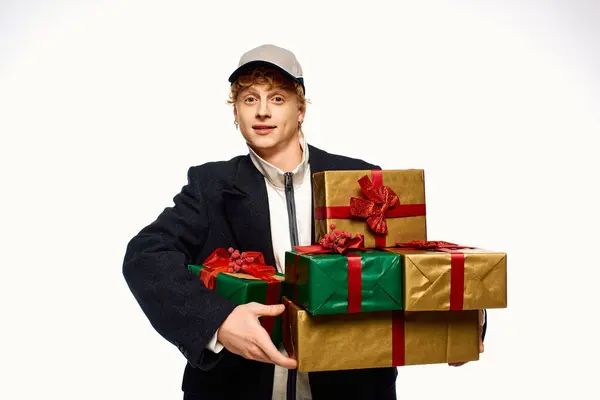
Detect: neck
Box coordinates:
(253, 133, 303, 172)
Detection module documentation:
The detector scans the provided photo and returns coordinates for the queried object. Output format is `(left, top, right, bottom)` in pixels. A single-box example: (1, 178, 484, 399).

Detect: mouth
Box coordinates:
(252, 125, 276, 135)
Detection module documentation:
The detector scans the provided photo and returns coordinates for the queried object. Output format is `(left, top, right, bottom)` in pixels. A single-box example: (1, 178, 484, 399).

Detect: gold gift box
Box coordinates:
(282, 296, 479, 372)
(384, 247, 507, 311)
(312, 170, 427, 248)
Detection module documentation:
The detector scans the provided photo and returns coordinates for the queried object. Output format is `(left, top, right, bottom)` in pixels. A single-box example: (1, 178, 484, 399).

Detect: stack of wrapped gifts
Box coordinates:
(186, 169, 507, 373)
(281, 169, 507, 372)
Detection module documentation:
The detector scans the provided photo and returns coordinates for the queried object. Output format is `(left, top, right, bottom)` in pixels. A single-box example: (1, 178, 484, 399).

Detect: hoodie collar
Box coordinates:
(248, 135, 310, 189)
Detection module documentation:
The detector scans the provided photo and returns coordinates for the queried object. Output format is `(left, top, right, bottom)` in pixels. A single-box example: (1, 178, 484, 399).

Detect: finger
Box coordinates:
(479, 320, 484, 353)
(255, 329, 298, 369)
(449, 362, 467, 367)
(251, 303, 285, 317)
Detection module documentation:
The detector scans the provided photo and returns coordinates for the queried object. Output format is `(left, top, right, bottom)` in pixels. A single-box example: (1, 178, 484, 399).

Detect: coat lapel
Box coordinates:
(222, 156, 276, 267)
(307, 144, 328, 244)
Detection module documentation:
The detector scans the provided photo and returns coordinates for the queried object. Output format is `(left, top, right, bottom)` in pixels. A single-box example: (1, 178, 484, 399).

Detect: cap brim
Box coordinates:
(228, 60, 305, 94)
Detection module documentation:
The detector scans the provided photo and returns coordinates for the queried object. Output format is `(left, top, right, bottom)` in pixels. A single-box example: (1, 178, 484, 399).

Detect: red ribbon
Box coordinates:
(392, 311, 405, 366)
(314, 170, 426, 248)
(394, 240, 469, 251)
(293, 234, 365, 255)
(200, 248, 279, 289)
(200, 248, 281, 336)
(394, 240, 475, 311)
(346, 252, 362, 313)
(292, 232, 366, 314)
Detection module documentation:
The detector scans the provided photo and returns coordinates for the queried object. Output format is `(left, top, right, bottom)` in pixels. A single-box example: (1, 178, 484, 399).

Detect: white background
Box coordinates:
(1, 1, 599, 399)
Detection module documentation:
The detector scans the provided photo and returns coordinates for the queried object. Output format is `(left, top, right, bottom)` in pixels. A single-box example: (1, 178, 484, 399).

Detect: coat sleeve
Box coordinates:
(122, 166, 236, 369)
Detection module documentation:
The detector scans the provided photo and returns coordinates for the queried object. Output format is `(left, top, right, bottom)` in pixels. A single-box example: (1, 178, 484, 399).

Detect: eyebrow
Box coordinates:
(241, 88, 287, 97)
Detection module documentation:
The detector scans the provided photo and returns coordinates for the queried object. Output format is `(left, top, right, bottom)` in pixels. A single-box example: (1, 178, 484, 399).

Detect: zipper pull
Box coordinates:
(284, 172, 294, 190)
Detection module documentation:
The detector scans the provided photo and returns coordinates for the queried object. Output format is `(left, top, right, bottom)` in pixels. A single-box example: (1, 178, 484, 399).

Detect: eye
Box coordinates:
(272, 96, 285, 103)
(244, 96, 257, 104)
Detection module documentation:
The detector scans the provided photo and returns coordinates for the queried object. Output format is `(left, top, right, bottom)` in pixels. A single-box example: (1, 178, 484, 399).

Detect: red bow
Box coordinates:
(295, 224, 364, 255)
(200, 247, 278, 290)
(394, 240, 471, 250)
(292, 225, 366, 313)
(350, 175, 400, 235)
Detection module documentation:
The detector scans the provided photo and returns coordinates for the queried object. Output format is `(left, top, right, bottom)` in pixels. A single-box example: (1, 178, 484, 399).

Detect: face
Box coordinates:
(234, 83, 305, 154)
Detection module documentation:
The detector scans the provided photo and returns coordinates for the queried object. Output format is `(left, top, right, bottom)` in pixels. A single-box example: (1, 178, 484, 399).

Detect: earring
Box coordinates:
(298, 120, 303, 129)
(234, 120, 239, 130)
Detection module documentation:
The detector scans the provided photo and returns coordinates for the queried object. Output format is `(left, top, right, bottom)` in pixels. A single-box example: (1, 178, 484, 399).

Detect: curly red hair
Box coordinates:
(228, 66, 307, 112)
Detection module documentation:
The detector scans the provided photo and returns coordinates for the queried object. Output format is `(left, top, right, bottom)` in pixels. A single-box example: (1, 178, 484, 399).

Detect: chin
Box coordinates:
(247, 136, 280, 151)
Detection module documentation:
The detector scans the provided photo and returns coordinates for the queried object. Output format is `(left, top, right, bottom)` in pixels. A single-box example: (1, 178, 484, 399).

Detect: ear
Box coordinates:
(297, 107, 306, 124)
(233, 104, 238, 119)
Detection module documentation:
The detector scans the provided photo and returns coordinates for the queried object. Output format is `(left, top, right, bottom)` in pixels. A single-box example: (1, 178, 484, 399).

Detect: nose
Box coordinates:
(256, 100, 271, 119)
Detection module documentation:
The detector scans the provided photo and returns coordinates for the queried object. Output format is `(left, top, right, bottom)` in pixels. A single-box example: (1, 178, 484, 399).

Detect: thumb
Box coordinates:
(252, 303, 285, 317)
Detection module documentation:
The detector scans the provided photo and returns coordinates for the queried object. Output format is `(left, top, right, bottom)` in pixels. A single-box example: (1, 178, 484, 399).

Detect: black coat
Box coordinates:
(123, 144, 400, 399)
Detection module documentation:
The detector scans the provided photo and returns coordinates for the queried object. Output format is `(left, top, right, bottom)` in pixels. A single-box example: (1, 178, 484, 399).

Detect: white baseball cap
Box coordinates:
(228, 44, 305, 94)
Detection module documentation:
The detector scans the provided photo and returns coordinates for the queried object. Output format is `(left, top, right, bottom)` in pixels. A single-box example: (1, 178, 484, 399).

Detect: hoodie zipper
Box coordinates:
(284, 171, 299, 399)
(284, 172, 299, 247)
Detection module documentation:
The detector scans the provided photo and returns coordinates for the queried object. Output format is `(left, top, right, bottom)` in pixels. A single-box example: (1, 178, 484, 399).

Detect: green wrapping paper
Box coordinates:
(283, 250, 403, 316)
(188, 264, 283, 346)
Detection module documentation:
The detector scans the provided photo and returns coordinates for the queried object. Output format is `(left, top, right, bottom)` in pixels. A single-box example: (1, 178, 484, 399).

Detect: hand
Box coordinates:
(217, 302, 297, 369)
(449, 310, 485, 367)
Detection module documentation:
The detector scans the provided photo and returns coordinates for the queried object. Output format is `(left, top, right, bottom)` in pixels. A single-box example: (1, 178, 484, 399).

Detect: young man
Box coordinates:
(122, 44, 485, 399)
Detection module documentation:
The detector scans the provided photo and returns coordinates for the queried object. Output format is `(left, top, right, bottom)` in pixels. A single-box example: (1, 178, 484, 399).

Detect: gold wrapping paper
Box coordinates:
(384, 247, 507, 311)
(282, 296, 479, 372)
(313, 170, 427, 248)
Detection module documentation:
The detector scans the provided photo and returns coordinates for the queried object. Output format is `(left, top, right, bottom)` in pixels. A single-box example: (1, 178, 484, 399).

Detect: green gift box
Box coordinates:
(188, 262, 284, 346)
(284, 249, 403, 315)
